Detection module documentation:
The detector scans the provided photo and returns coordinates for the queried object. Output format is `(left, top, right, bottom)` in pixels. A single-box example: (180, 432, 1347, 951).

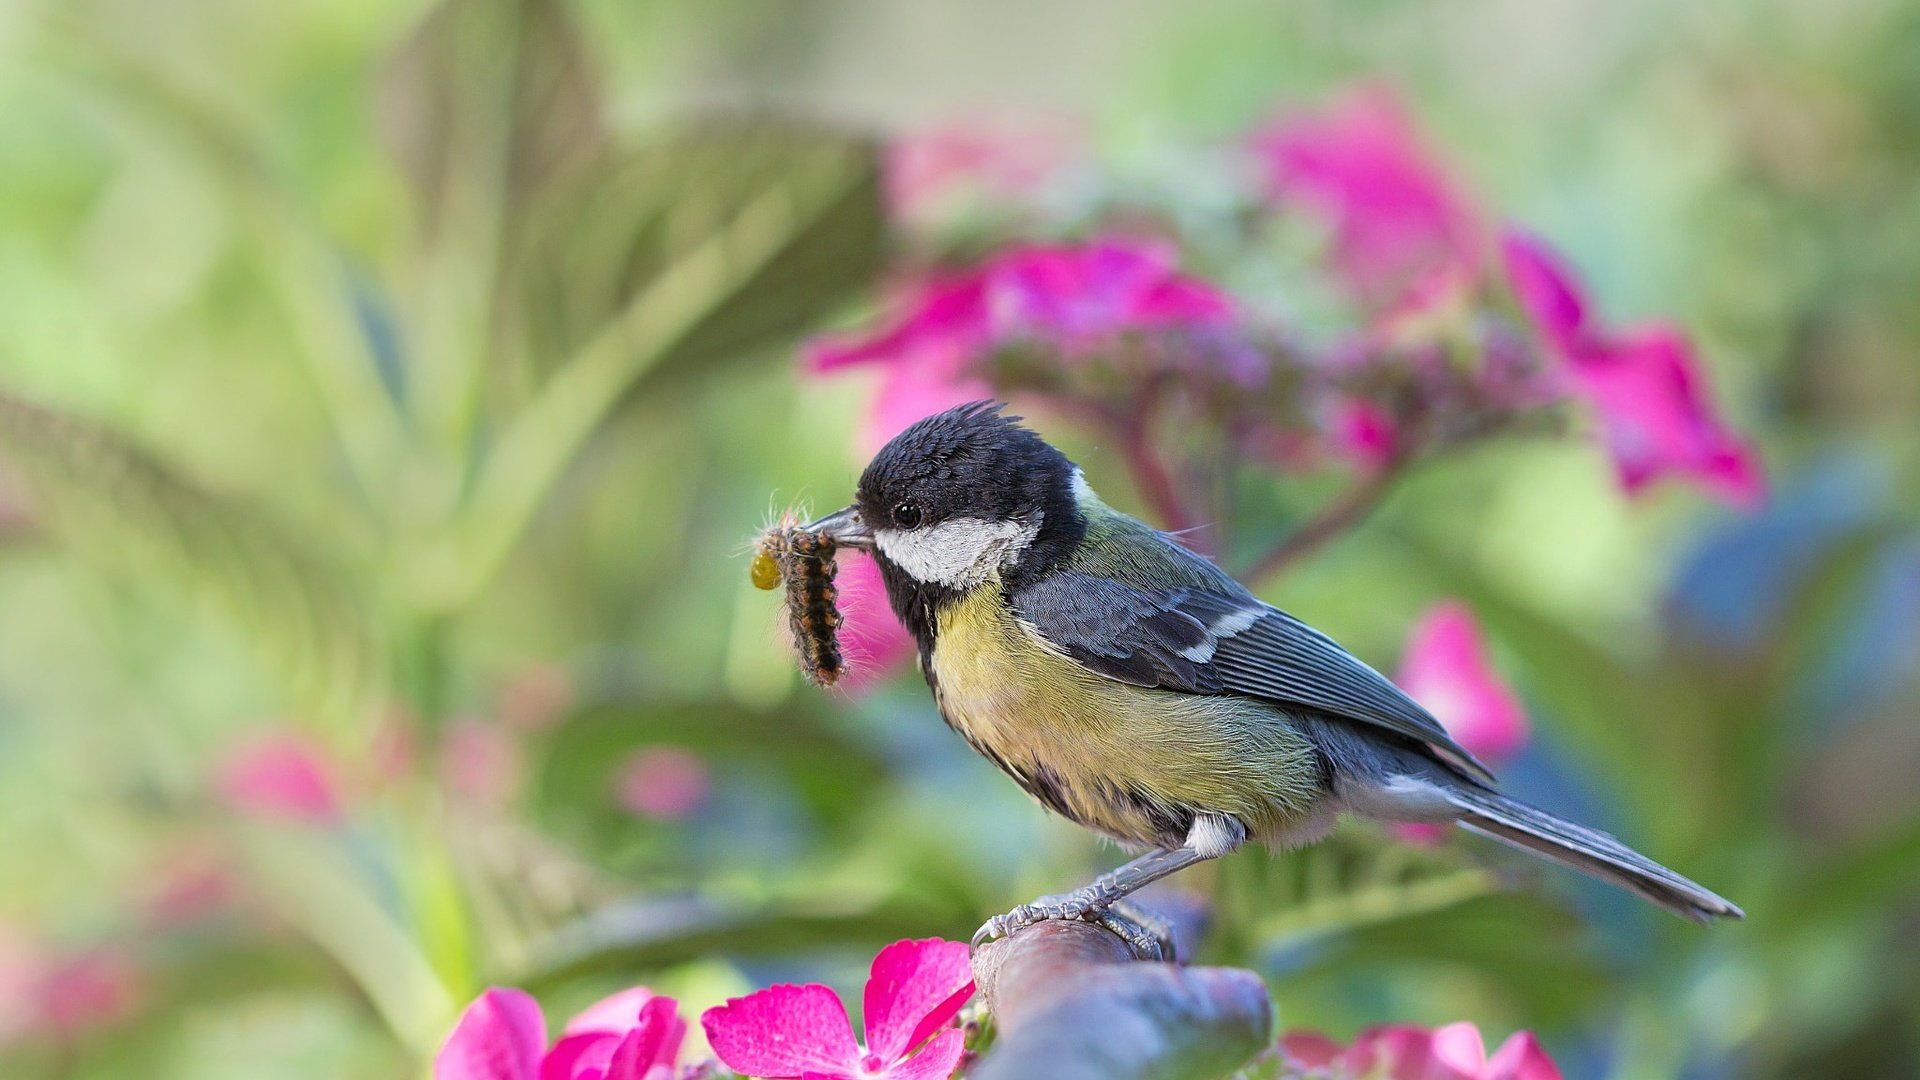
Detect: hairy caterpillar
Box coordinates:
(752, 524, 844, 687)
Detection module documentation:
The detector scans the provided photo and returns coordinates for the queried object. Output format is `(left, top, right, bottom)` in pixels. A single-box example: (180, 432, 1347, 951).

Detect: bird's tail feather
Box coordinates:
(1444, 787, 1743, 922)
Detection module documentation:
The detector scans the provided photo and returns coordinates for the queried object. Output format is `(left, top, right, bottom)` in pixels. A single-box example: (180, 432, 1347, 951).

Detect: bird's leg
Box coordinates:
(973, 815, 1246, 960)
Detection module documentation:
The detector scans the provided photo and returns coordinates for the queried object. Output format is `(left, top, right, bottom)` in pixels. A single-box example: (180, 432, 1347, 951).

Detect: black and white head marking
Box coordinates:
(872, 514, 1043, 590)
(855, 403, 1086, 646)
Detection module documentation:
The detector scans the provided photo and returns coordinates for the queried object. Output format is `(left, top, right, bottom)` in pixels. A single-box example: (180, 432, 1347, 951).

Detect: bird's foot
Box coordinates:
(970, 886, 1175, 962)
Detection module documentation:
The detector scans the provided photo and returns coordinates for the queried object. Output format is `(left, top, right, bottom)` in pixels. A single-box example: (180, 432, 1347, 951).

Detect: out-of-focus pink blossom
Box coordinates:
(441, 719, 523, 804)
(1500, 231, 1765, 507)
(1398, 602, 1528, 762)
(1332, 399, 1400, 472)
(435, 985, 687, 1080)
(702, 937, 973, 1080)
(804, 240, 1236, 453)
(988, 239, 1235, 350)
(1498, 232, 1596, 361)
(614, 748, 710, 821)
(885, 122, 1072, 225)
(216, 730, 346, 825)
(1394, 601, 1527, 845)
(1252, 86, 1483, 307)
(832, 550, 917, 687)
(1570, 326, 1765, 507)
(1279, 1022, 1562, 1079)
(0, 929, 145, 1046)
(498, 663, 577, 733)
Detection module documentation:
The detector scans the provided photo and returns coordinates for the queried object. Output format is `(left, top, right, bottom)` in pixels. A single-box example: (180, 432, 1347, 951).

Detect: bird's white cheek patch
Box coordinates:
(875, 517, 1040, 588)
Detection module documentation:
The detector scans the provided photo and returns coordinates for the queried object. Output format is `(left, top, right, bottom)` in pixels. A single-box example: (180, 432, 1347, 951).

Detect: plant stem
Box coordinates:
(1115, 381, 1203, 541)
(1241, 464, 1401, 585)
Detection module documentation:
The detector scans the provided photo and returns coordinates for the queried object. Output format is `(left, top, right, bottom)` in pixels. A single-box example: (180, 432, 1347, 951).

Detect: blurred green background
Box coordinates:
(2, 1, 1918, 1077)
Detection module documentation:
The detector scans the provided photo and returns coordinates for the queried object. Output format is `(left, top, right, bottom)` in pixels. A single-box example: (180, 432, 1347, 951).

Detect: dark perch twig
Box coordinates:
(968, 899, 1273, 1080)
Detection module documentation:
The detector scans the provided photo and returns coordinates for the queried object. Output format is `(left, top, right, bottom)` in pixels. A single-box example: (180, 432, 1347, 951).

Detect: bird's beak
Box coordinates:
(803, 504, 874, 550)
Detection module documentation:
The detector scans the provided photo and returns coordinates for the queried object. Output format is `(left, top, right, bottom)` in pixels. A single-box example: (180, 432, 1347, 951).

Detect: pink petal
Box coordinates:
(614, 748, 710, 821)
(1344, 1024, 1468, 1080)
(1397, 602, 1528, 763)
(986, 238, 1233, 349)
(1571, 325, 1766, 509)
(216, 730, 345, 824)
(702, 984, 864, 1078)
(1252, 85, 1482, 306)
(1278, 1030, 1346, 1067)
(1485, 1031, 1565, 1080)
(437, 988, 547, 1080)
(542, 1032, 617, 1080)
(1499, 230, 1593, 357)
(874, 1028, 967, 1080)
(804, 273, 993, 375)
(861, 938, 975, 1064)
(830, 551, 916, 689)
(1428, 1022, 1490, 1074)
(564, 987, 656, 1037)
(603, 998, 687, 1079)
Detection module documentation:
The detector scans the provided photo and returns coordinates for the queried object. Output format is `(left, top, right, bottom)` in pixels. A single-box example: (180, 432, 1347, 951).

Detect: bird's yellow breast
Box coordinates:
(927, 584, 1323, 848)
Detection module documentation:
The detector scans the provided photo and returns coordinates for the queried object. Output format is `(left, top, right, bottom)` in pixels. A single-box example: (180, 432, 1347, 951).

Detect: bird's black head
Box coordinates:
(850, 402, 1085, 639)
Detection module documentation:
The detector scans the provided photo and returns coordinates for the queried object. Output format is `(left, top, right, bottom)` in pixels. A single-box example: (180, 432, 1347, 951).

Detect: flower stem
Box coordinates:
(1240, 464, 1401, 585)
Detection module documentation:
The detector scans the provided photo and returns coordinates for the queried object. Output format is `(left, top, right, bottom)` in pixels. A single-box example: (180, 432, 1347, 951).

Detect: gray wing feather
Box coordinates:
(1012, 566, 1495, 783)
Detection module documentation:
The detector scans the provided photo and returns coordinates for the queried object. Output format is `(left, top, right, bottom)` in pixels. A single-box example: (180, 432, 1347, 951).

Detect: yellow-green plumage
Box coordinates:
(928, 580, 1323, 849)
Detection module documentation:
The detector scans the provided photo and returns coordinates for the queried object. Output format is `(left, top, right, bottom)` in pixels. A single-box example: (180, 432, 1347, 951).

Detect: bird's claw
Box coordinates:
(970, 887, 1176, 962)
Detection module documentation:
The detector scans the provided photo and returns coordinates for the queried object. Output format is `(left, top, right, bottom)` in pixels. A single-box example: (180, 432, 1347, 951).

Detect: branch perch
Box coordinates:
(968, 901, 1273, 1080)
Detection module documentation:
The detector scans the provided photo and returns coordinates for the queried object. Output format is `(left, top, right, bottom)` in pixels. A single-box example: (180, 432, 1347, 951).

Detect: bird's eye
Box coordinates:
(891, 501, 923, 529)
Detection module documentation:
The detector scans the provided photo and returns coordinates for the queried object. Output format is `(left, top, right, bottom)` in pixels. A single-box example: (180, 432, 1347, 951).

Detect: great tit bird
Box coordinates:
(806, 402, 1741, 955)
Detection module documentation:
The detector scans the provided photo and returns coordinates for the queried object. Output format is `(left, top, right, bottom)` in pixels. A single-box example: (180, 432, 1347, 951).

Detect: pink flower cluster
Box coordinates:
(437, 986, 687, 1080)
(434, 939, 973, 1080)
(701, 937, 975, 1080)
(1500, 233, 1763, 506)
(813, 83, 1764, 528)
(806, 238, 1237, 454)
(1279, 1022, 1563, 1080)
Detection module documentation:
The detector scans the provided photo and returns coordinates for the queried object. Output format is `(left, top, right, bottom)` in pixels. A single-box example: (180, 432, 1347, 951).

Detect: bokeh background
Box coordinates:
(2, 1, 1918, 1077)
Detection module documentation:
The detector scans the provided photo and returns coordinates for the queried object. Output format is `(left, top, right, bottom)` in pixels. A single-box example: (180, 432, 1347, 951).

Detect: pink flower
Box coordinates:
(1332, 399, 1400, 472)
(0, 928, 145, 1046)
(1279, 1022, 1562, 1080)
(436, 985, 686, 1080)
(614, 747, 711, 821)
(1394, 602, 1526, 845)
(804, 239, 1235, 452)
(1570, 326, 1765, 507)
(987, 239, 1235, 349)
(1500, 231, 1765, 507)
(702, 937, 974, 1080)
(1397, 602, 1527, 762)
(216, 730, 345, 825)
(831, 550, 917, 687)
(1252, 85, 1483, 307)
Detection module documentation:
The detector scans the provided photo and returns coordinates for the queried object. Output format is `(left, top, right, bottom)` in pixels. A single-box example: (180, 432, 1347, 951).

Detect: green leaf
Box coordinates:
(418, 121, 885, 609)
(0, 392, 379, 715)
(1210, 829, 1501, 964)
